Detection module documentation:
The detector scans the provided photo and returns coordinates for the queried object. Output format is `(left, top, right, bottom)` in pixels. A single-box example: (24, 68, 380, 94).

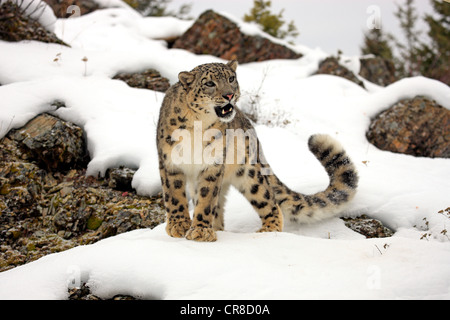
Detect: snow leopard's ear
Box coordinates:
(227, 60, 238, 72)
(178, 71, 195, 89)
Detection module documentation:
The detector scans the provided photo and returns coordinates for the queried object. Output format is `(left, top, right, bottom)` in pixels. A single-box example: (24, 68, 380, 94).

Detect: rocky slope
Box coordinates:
(3, 1, 447, 277)
(0, 114, 165, 272)
(0, 112, 395, 273)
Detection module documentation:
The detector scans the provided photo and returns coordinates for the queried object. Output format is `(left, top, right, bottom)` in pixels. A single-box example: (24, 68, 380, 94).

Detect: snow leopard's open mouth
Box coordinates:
(214, 103, 234, 119)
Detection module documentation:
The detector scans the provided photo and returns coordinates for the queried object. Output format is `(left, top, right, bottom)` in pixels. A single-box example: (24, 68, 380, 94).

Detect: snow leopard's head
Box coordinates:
(178, 60, 240, 123)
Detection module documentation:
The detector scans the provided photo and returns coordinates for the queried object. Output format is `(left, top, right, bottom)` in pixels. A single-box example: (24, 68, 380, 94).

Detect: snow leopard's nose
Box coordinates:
(223, 93, 234, 101)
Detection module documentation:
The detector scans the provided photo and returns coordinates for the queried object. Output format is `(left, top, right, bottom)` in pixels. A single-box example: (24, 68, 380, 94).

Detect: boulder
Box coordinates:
(359, 56, 397, 87)
(315, 57, 365, 88)
(8, 113, 88, 171)
(341, 215, 394, 238)
(367, 96, 450, 158)
(107, 166, 136, 191)
(0, 1, 67, 45)
(113, 69, 170, 92)
(172, 10, 302, 63)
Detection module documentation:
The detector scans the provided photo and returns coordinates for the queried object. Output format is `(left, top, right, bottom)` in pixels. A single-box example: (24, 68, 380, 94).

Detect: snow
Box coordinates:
(0, 7, 449, 300)
(2, 226, 450, 300)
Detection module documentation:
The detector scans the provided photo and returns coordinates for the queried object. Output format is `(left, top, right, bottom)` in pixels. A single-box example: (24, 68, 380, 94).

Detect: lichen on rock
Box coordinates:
(315, 56, 365, 88)
(113, 69, 170, 92)
(8, 113, 88, 172)
(172, 10, 302, 63)
(341, 215, 394, 238)
(367, 96, 450, 158)
(0, 115, 165, 272)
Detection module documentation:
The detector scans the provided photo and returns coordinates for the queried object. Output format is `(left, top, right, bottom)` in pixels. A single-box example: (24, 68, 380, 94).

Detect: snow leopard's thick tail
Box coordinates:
(269, 134, 358, 223)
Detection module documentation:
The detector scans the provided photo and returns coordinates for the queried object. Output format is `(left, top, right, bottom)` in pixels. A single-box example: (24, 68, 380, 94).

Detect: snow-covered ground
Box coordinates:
(0, 3, 449, 300)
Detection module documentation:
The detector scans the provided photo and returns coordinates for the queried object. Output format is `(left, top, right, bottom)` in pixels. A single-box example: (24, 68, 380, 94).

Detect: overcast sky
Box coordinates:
(167, 0, 434, 56)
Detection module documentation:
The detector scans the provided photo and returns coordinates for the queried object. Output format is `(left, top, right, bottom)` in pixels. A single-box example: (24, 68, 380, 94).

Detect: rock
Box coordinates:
(43, 0, 100, 18)
(68, 284, 99, 300)
(86, 214, 103, 230)
(97, 202, 165, 240)
(68, 283, 137, 300)
(0, 136, 165, 272)
(367, 96, 450, 158)
(359, 56, 397, 87)
(9, 113, 88, 172)
(44, 173, 165, 239)
(113, 69, 170, 92)
(0, 1, 67, 45)
(315, 57, 365, 88)
(172, 10, 302, 63)
(52, 204, 91, 237)
(341, 215, 394, 238)
(0, 161, 46, 214)
(107, 166, 136, 191)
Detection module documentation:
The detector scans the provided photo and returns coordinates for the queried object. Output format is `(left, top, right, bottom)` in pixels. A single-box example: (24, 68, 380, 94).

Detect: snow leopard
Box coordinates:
(156, 60, 358, 241)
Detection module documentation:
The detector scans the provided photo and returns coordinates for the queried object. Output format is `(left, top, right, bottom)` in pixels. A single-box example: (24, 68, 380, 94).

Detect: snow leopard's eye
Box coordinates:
(229, 76, 235, 83)
(205, 81, 216, 87)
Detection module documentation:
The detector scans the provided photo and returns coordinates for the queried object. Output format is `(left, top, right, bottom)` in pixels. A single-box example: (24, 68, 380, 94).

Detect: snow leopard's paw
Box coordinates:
(166, 218, 191, 238)
(185, 226, 217, 242)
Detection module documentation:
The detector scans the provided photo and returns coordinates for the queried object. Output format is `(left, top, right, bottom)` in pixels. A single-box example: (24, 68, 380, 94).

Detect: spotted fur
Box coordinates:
(156, 60, 358, 241)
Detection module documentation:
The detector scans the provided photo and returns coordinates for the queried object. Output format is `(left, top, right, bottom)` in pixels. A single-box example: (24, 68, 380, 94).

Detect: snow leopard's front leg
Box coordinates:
(160, 167, 191, 238)
(186, 165, 224, 242)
